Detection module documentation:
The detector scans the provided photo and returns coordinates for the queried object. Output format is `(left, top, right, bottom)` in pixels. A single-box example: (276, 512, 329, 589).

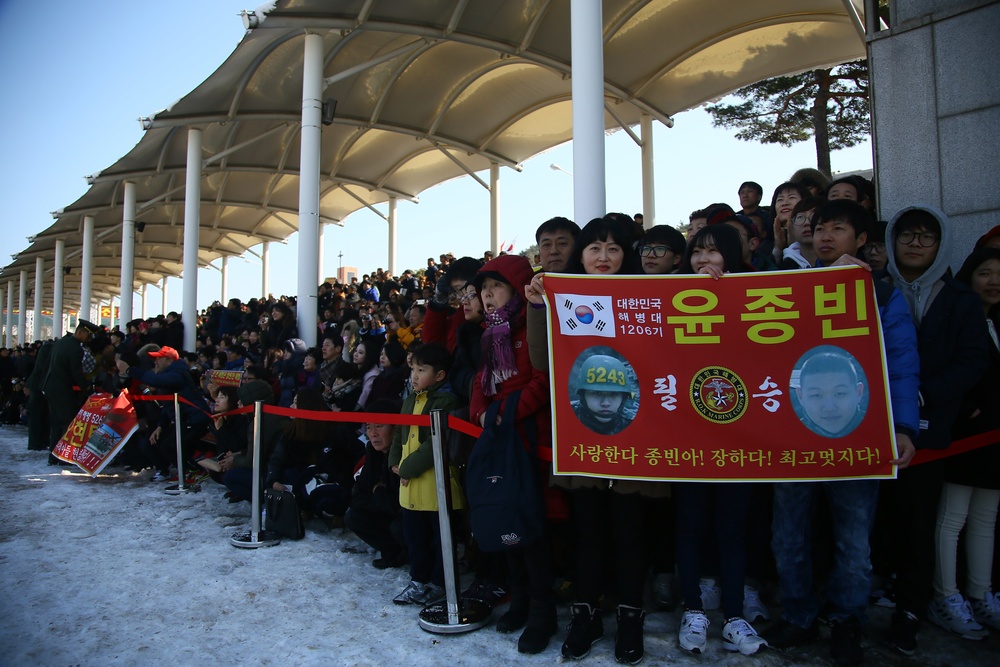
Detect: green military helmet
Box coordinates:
(578, 354, 633, 396)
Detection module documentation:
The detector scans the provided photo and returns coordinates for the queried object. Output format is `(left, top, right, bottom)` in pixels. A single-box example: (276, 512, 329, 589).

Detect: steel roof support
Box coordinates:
(160, 277, 169, 321)
(262, 242, 271, 298)
(571, 0, 606, 223)
(33, 257, 44, 341)
(81, 216, 95, 322)
(221, 256, 229, 303)
(297, 32, 324, 348)
(640, 114, 655, 229)
(490, 162, 500, 256)
(18, 270, 27, 345)
(183, 128, 203, 352)
(388, 197, 397, 276)
(120, 182, 136, 327)
(4, 286, 12, 343)
(53, 239, 65, 338)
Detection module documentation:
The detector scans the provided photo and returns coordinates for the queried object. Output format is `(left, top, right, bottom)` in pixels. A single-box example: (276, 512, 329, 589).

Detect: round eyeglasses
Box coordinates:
(897, 230, 939, 247)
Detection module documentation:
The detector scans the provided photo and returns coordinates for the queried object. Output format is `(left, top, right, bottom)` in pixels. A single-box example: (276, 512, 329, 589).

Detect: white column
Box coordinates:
(570, 0, 607, 223)
(388, 197, 398, 275)
(490, 162, 500, 254)
(296, 32, 323, 348)
(119, 181, 136, 326)
(53, 238, 65, 338)
(318, 224, 325, 284)
(81, 215, 94, 321)
(0, 286, 5, 347)
(183, 127, 202, 352)
(110, 295, 117, 331)
(33, 256, 44, 341)
(640, 113, 656, 229)
(161, 276, 169, 316)
(221, 256, 229, 303)
(18, 270, 27, 345)
(5, 280, 13, 346)
(140, 284, 148, 319)
(261, 242, 271, 298)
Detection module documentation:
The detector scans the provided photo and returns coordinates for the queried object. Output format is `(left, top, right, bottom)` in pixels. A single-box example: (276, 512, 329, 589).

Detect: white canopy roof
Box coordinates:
(3, 0, 867, 309)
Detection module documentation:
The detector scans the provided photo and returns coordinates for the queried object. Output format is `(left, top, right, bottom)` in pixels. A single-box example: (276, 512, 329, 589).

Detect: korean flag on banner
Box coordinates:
(554, 293, 616, 338)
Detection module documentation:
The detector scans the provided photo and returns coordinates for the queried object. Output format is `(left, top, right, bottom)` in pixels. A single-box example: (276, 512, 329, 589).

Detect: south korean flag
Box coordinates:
(554, 293, 616, 338)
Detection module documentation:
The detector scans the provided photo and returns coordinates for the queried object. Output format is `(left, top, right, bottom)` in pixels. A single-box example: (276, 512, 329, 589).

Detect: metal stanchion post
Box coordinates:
(164, 393, 198, 495)
(418, 410, 490, 633)
(232, 400, 280, 548)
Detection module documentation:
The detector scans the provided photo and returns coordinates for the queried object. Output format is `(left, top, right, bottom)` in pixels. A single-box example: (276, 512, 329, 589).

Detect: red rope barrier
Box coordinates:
(127, 392, 999, 465)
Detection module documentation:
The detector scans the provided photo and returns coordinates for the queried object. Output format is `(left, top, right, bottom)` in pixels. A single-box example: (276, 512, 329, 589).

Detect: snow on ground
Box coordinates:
(1, 424, 999, 666)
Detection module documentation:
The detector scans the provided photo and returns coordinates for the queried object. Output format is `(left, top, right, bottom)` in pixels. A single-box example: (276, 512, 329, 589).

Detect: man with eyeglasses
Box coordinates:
(881, 205, 991, 655)
(639, 225, 686, 274)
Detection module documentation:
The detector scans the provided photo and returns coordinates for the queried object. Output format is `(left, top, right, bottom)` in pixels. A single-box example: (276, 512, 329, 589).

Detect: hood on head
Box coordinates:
(885, 204, 952, 289)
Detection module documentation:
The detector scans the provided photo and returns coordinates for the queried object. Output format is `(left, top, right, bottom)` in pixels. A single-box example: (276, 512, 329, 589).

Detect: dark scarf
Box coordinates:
(481, 294, 522, 396)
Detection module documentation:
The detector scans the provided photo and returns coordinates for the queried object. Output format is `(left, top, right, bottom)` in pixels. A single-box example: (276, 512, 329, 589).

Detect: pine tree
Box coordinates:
(705, 60, 870, 177)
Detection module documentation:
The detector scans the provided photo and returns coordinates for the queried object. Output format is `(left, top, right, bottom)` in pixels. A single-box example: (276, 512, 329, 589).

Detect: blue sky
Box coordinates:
(0, 0, 873, 318)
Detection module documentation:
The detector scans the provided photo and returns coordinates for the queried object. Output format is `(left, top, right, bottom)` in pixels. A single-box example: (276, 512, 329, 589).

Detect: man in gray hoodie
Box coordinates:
(882, 205, 991, 654)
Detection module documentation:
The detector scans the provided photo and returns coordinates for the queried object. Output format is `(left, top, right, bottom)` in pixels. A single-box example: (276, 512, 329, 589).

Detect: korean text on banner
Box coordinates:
(542, 266, 897, 482)
(51, 391, 140, 476)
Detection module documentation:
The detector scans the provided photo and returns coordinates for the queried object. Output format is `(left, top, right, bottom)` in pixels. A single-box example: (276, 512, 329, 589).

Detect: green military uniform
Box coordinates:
(43, 322, 97, 450)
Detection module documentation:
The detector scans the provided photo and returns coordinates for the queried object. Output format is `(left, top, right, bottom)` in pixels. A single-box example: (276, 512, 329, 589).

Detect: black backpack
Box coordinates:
(465, 391, 546, 551)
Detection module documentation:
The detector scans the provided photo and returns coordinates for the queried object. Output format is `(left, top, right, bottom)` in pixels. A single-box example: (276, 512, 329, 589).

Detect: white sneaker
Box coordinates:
(927, 593, 988, 640)
(652, 572, 676, 610)
(679, 610, 709, 654)
(699, 577, 721, 611)
(971, 591, 1000, 631)
(723, 617, 767, 655)
(743, 585, 770, 622)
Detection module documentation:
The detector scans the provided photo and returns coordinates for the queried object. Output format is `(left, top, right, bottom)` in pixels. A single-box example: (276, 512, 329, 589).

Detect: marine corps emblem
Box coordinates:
(690, 366, 748, 424)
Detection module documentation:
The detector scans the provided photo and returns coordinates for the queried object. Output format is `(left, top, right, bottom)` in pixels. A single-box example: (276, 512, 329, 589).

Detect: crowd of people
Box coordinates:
(4, 166, 1000, 666)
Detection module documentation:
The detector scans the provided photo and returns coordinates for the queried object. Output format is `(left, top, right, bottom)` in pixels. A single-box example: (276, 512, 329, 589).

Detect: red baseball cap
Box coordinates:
(147, 346, 179, 361)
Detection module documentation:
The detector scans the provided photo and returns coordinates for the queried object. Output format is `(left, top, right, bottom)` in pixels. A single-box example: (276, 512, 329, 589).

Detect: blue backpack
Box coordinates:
(465, 391, 546, 551)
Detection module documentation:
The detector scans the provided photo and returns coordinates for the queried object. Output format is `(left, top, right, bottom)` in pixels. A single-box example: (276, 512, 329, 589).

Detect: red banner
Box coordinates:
(51, 392, 140, 476)
(209, 370, 244, 387)
(542, 266, 897, 481)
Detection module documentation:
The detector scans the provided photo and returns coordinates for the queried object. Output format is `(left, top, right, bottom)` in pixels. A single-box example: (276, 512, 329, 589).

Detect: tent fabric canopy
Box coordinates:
(2, 0, 866, 310)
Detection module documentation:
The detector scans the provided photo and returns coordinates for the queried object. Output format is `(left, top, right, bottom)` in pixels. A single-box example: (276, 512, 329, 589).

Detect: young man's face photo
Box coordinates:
(797, 370, 863, 435)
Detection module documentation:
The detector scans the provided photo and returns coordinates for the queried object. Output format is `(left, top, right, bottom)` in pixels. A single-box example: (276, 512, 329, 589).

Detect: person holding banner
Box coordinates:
(526, 216, 661, 664)
(766, 200, 920, 666)
(44, 320, 99, 460)
(670, 223, 768, 657)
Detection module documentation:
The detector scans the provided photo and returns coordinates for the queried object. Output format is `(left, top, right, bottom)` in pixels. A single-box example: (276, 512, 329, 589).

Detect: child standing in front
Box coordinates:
(389, 342, 463, 606)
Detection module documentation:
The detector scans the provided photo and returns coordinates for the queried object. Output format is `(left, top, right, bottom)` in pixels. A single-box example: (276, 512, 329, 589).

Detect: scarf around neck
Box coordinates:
(481, 293, 522, 396)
